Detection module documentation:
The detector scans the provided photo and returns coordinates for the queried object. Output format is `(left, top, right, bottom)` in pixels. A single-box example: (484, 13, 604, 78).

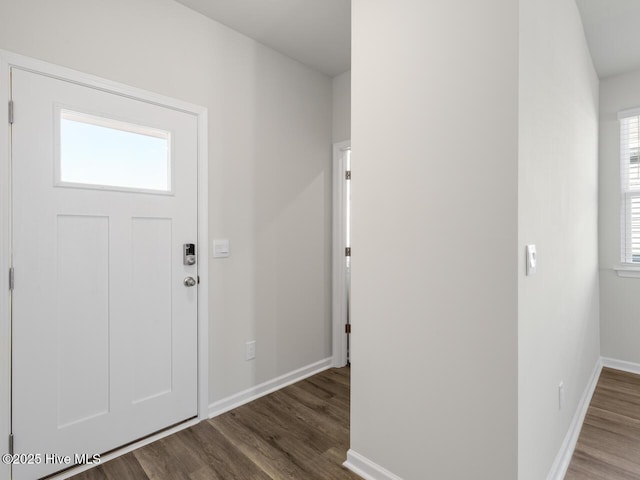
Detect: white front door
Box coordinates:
(11, 68, 199, 480)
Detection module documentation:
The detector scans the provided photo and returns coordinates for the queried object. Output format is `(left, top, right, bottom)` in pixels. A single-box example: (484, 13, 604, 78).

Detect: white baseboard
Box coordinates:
(208, 357, 332, 418)
(344, 449, 404, 480)
(602, 356, 640, 375)
(546, 357, 602, 480)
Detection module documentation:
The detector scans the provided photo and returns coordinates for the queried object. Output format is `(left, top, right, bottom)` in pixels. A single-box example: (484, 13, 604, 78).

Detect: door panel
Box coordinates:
(11, 68, 198, 480)
(57, 214, 111, 428)
(131, 217, 173, 403)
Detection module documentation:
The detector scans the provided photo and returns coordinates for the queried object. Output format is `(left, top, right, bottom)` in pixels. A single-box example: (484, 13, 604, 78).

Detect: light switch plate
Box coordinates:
(526, 244, 537, 276)
(213, 239, 230, 258)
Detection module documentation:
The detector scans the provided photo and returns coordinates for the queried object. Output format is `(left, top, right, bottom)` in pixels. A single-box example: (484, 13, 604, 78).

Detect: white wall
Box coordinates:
(0, 0, 332, 406)
(518, 0, 600, 478)
(599, 69, 640, 363)
(332, 70, 351, 143)
(350, 1, 518, 478)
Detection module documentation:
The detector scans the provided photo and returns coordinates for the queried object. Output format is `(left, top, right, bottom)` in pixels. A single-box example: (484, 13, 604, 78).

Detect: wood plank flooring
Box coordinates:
(566, 367, 640, 479)
(68, 367, 360, 480)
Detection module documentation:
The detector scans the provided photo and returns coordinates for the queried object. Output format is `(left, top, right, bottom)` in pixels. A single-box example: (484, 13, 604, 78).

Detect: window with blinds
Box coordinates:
(620, 110, 640, 263)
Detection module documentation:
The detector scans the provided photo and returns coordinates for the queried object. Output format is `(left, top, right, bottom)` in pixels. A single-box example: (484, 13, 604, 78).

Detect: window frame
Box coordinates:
(619, 108, 640, 266)
(54, 105, 174, 196)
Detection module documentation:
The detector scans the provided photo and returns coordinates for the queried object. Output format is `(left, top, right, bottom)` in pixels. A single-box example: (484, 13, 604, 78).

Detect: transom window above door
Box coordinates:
(57, 109, 172, 193)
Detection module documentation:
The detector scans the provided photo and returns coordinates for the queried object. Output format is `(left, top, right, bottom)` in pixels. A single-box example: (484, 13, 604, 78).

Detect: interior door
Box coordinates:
(344, 147, 351, 365)
(11, 68, 198, 480)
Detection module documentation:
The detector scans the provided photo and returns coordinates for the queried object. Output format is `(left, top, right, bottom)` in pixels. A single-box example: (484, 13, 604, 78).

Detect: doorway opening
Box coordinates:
(332, 141, 351, 367)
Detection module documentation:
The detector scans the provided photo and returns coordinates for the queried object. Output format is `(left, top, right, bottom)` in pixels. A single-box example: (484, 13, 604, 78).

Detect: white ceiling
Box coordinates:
(174, 0, 351, 77)
(576, 0, 640, 78)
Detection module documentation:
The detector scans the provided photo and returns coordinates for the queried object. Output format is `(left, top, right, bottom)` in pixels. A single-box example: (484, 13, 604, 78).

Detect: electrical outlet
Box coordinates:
(246, 341, 256, 361)
(558, 381, 564, 410)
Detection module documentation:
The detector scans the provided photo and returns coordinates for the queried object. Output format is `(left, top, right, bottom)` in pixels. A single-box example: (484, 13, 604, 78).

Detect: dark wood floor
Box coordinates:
(566, 367, 640, 479)
(69, 367, 360, 480)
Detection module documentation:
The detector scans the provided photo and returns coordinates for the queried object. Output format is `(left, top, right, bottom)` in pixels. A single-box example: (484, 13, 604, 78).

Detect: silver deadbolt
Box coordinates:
(183, 276, 197, 287)
(183, 243, 196, 265)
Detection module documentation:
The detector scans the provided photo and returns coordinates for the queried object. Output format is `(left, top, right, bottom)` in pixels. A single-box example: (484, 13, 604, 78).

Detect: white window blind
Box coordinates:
(620, 111, 640, 263)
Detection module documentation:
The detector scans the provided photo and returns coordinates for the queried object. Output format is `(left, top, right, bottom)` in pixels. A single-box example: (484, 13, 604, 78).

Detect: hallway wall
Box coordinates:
(350, 1, 519, 478)
(518, 0, 600, 478)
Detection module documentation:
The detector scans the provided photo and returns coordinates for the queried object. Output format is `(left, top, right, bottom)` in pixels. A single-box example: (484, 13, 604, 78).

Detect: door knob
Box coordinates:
(183, 276, 197, 287)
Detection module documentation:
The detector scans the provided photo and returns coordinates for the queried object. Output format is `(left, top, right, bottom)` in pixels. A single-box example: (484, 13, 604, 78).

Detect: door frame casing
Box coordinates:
(0, 50, 209, 479)
(332, 140, 350, 368)
(0, 52, 11, 480)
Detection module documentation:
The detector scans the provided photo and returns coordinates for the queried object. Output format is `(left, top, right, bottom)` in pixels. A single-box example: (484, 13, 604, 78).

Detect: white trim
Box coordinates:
(0, 51, 11, 480)
(602, 357, 640, 375)
(43, 418, 200, 480)
(546, 358, 602, 480)
(332, 140, 350, 368)
(614, 265, 640, 278)
(344, 450, 404, 480)
(196, 90, 209, 421)
(209, 358, 332, 417)
(618, 107, 640, 120)
(0, 50, 209, 478)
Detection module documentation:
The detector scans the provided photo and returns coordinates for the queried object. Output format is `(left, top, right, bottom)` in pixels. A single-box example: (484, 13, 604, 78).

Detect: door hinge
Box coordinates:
(8, 433, 13, 455)
(345, 247, 351, 257)
(8, 101, 13, 125)
(345, 170, 351, 180)
(8, 267, 14, 291)
(345, 324, 351, 334)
